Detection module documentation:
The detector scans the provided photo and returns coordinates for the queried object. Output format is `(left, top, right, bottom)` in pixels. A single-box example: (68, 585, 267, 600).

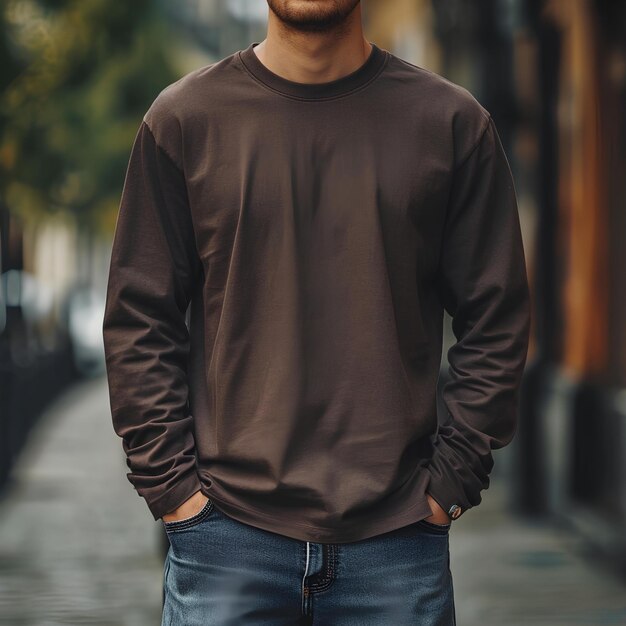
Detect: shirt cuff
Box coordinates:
(425, 447, 474, 520)
(143, 469, 203, 521)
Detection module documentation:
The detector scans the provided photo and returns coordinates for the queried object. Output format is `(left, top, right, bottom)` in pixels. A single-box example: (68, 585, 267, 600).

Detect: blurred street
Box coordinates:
(0, 377, 625, 626)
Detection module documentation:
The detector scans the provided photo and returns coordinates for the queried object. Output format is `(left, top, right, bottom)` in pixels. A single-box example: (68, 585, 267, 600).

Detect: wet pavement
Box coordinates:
(0, 375, 625, 625)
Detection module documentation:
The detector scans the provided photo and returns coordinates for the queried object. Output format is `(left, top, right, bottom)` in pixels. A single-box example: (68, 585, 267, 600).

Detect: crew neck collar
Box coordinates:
(237, 41, 388, 101)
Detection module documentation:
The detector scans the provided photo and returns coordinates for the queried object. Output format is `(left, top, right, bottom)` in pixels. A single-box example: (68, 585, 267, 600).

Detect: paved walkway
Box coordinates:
(0, 376, 625, 625)
(450, 483, 626, 625)
(0, 376, 164, 625)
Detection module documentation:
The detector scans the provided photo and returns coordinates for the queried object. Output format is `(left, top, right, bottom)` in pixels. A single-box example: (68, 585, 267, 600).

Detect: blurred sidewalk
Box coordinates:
(0, 376, 625, 625)
(0, 376, 164, 626)
(451, 480, 626, 625)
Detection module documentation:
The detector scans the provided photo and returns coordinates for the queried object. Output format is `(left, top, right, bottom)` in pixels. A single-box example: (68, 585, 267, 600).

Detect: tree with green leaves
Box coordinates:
(0, 0, 181, 239)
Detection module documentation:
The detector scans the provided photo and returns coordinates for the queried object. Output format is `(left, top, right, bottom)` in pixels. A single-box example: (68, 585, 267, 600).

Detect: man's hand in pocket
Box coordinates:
(425, 493, 452, 524)
(161, 490, 209, 523)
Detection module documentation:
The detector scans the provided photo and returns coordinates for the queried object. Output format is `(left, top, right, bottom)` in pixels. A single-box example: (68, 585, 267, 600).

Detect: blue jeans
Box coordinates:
(161, 498, 456, 625)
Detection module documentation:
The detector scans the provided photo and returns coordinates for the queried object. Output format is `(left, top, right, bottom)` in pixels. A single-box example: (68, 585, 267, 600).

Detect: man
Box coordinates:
(102, 1, 531, 624)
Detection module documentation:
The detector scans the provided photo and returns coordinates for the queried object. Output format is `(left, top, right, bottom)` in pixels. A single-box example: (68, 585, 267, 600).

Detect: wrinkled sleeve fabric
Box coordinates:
(102, 117, 203, 521)
(426, 113, 531, 517)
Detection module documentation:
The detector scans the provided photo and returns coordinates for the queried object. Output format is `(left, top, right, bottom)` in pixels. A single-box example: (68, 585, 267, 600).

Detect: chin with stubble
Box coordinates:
(266, 0, 362, 33)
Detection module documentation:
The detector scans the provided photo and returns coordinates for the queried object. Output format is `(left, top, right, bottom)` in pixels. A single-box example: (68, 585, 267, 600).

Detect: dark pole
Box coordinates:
(514, 0, 562, 515)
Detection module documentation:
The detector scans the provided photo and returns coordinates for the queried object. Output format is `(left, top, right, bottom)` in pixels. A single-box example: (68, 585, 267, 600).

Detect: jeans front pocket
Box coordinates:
(416, 517, 451, 535)
(162, 498, 214, 533)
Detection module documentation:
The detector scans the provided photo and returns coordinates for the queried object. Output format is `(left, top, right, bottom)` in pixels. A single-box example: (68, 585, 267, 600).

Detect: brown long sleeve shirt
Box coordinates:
(102, 41, 531, 543)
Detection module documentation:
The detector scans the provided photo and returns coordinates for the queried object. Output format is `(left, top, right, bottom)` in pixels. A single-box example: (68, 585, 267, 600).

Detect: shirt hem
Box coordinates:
(199, 484, 435, 544)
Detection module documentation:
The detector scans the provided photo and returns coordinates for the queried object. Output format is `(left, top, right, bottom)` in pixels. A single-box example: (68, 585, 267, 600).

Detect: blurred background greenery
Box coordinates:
(1, 0, 180, 231)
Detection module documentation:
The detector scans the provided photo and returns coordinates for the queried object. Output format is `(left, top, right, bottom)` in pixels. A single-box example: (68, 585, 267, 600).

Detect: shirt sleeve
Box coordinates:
(102, 118, 203, 521)
(426, 113, 532, 517)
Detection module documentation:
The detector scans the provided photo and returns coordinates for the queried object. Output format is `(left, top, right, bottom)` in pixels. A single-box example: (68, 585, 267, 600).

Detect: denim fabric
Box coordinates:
(161, 499, 456, 626)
